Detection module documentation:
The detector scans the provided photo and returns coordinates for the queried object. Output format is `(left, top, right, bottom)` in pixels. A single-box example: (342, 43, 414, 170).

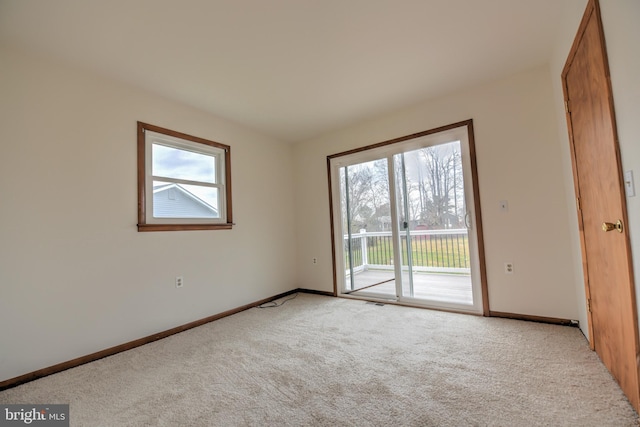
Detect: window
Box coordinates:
(137, 122, 233, 231)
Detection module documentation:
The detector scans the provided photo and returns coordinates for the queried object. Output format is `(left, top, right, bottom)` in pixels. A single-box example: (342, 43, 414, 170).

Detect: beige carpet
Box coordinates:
(1, 293, 638, 426)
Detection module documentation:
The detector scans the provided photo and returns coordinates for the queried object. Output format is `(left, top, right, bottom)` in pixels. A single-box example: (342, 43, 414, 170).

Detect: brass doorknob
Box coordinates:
(602, 220, 623, 233)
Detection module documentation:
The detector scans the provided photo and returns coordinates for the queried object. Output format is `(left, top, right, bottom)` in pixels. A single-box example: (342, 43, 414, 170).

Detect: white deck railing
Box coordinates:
(344, 228, 470, 275)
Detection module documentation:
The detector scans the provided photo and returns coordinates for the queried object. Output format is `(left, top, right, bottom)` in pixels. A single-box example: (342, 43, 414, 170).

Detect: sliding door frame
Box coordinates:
(327, 119, 489, 315)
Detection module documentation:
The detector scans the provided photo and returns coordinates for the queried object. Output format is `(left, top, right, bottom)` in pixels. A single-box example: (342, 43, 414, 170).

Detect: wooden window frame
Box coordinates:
(137, 122, 233, 232)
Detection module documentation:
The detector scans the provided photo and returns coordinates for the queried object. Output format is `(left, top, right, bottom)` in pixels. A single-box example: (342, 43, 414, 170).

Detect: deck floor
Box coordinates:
(347, 269, 473, 305)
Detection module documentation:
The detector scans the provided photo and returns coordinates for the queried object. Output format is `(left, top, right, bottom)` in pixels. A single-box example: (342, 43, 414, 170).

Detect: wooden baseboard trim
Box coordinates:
(489, 310, 577, 326)
(296, 288, 336, 297)
(0, 288, 321, 391)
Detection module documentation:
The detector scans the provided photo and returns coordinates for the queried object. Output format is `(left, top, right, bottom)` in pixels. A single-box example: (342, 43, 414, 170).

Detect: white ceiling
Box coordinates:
(0, 0, 574, 143)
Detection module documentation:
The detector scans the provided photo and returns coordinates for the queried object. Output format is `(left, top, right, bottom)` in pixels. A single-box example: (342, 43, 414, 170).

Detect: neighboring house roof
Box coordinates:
(153, 183, 218, 218)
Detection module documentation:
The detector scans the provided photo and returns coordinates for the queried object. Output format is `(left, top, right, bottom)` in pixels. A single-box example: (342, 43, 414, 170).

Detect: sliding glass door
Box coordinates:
(329, 122, 485, 314)
(340, 158, 396, 297)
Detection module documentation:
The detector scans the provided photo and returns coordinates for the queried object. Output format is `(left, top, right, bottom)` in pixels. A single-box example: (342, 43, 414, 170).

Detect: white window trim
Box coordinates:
(145, 130, 226, 224)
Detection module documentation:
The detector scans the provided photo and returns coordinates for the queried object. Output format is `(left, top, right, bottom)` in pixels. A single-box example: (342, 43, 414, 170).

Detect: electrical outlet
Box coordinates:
(504, 263, 514, 274)
(313, 257, 318, 264)
(176, 276, 184, 288)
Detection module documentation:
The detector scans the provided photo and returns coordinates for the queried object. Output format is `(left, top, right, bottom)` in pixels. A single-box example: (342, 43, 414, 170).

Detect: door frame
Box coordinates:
(326, 119, 489, 315)
(561, 0, 640, 411)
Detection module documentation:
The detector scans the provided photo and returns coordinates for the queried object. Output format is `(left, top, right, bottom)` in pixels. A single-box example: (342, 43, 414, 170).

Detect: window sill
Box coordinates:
(137, 223, 233, 232)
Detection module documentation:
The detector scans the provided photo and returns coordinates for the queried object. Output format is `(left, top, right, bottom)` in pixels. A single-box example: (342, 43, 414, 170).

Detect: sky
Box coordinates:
(152, 143, 220, 209)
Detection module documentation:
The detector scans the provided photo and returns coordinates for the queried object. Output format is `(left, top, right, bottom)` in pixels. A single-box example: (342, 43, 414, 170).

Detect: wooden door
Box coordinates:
(562, 0, 640, 412)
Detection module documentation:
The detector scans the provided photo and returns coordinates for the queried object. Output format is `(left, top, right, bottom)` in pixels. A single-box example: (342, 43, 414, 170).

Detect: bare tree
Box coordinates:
(341, 160, 390, 232)
(405, 142, 464, 229)
(340, 143, 464, 233)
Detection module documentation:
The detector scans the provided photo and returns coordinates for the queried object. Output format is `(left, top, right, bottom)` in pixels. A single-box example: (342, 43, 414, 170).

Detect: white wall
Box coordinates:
(293, 65, 579, 321)
(0, 44, 296, 382)
(600, 0, 640, 336)
(549, 0, 640, 340)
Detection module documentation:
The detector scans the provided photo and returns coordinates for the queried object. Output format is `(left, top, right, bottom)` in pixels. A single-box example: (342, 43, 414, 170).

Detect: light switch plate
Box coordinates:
(624, 170, 635, 197)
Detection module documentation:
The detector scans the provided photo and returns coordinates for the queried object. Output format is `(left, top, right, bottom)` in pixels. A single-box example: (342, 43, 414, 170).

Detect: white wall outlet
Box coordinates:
(176, 276, 184, 288)
(313, 257, 318, 264)
(504, 263, 514, 274)
(499, 200, 509, 213)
